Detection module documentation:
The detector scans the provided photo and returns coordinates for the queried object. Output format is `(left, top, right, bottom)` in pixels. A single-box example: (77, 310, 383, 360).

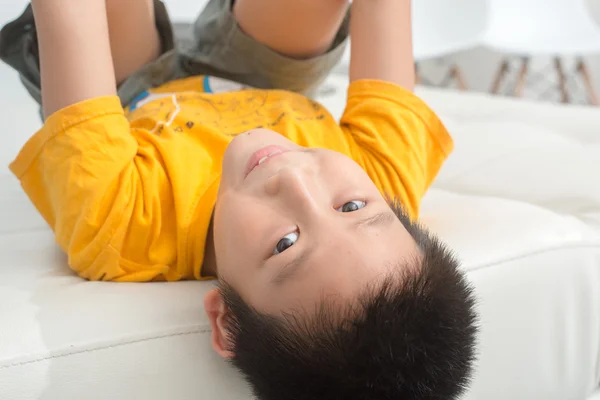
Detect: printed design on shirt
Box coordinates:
(128, 91, 182, 134)
(186, 91, 327, 136)
(127, 76, 327, 136)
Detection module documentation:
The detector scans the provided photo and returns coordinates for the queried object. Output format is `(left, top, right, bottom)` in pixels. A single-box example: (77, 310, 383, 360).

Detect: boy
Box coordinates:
(1, 0, 478, 398)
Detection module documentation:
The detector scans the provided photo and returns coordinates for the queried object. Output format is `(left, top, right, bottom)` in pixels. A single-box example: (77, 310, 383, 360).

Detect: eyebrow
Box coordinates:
(271, 246, 314, 285)
(271, 211, 396, 285)
(353, 211, 396, 230)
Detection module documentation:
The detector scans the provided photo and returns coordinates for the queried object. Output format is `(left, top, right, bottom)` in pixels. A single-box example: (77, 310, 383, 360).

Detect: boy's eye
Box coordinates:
(272, 201, 365, 256)
(274, 231, 299, 255)
(337, 200, 366, 213)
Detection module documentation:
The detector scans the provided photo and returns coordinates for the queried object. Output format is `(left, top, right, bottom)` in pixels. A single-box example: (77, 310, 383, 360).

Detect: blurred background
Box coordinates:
(409, 0, 600, 105)
(1, 0, 600, 106)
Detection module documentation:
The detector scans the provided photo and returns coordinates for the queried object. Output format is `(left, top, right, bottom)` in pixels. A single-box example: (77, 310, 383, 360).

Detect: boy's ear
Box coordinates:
(204, 288, 235, 359)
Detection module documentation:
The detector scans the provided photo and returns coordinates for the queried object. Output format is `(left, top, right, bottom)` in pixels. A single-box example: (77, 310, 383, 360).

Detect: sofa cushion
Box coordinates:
(1, 72, 599, 400)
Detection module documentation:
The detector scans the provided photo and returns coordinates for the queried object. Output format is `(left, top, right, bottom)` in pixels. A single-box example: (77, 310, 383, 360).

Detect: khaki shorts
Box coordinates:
(0, 0, 349, 120)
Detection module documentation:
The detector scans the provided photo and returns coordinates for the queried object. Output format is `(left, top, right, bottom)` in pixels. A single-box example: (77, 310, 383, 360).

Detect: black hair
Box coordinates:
(219, 198, 478, 400)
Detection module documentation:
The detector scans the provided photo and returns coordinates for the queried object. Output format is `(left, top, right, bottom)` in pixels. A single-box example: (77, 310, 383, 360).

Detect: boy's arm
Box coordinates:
(349, 0, 415, 90)
(13, 0, 183, 282)
(341, 0, 451, 218)
(32, 0, 116, 117)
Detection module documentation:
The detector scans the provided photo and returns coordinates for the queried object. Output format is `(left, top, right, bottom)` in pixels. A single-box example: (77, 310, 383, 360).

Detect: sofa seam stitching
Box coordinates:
(467, 242, 600, 272)
(0, 327, 211, 370)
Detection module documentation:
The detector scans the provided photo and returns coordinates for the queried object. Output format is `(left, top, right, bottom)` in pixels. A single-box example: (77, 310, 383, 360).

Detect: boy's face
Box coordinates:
(213, 129, 417, 315)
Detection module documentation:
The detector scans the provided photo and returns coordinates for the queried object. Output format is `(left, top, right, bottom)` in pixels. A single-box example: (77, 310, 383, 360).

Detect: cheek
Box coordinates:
(213, 194, 267, 280)
(325, 151, 375, 184)
(213, 199, 273, 308)
(215, 198, 254, 255)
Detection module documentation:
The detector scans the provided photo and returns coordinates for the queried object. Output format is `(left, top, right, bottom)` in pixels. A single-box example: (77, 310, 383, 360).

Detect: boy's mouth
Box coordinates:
(245, 145, 291, 178)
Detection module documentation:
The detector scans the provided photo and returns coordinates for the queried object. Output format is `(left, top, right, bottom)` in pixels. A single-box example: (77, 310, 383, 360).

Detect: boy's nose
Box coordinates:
(265, 165, 321, 214)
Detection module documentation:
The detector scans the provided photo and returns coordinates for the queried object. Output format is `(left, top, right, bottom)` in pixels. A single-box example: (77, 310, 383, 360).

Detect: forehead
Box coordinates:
(314, 216, 415, 275)
(266, 217, 417, 312)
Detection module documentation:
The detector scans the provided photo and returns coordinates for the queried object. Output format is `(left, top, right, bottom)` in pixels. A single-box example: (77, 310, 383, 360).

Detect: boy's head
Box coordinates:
(205, 129, 478, 399)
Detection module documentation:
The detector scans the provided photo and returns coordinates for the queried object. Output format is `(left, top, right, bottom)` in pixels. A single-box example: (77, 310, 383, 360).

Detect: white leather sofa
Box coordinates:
(1, 49, 599, 400)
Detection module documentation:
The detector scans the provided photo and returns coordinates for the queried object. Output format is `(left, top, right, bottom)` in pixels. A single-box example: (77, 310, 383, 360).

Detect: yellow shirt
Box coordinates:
(10, 77, 452, 282)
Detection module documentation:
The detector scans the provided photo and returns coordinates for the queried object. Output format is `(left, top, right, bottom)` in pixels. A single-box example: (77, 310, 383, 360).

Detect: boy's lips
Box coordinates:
(245, 145, 291, 178)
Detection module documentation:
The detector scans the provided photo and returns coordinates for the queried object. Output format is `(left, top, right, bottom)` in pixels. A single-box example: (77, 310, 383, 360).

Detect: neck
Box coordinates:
(202, 214, 217, 278)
